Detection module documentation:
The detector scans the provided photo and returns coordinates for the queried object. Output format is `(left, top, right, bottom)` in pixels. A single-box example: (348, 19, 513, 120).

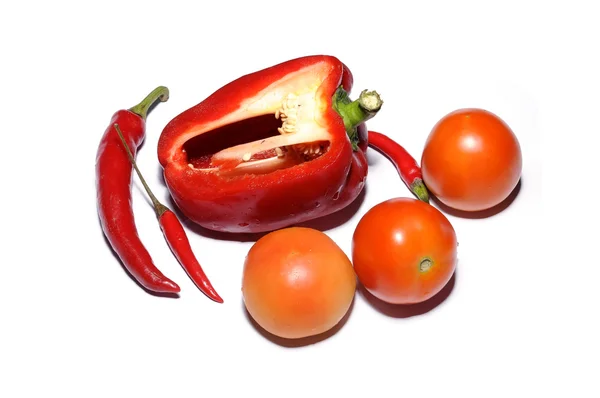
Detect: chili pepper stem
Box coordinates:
(128, 86, 170, 121)
(115, 123, 224, 303)
(114, 124, 169, 218)
(411, 178, 430, 203)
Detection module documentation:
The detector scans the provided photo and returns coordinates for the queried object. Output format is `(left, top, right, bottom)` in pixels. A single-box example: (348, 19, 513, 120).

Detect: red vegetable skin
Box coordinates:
(96, 87, 180, 294)
(114, 125, 223, 303)
(352, 197, 457, 304)
(421, 108, 522, 211)
(367, 130, 430, 203)
(242, 227, 356, 339)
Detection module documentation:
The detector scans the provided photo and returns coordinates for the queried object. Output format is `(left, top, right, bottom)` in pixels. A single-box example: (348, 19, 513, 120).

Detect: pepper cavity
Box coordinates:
(184, 87, 333, 176)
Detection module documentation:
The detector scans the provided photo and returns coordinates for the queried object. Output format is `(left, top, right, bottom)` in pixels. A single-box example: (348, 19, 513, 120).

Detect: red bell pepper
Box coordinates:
(157, 55, 382, 233)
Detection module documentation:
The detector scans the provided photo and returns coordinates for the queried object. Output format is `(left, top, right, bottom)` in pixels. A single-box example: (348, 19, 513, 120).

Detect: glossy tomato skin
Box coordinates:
(352, 198, 457, 304)
(242, 227, 356, 339)
(421, 108, 522, 212)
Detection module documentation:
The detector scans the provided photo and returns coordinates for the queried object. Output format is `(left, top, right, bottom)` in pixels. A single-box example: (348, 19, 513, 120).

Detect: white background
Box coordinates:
(0, 1, 597, 397)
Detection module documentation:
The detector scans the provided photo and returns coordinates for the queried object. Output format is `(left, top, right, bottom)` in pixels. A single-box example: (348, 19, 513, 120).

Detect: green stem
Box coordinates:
(419, 257, 433, 273)
(114, 123, 169, 218)
(332, 87, 383, 150)
(410, 178, 430, 203)
(128, 86, 170, 121)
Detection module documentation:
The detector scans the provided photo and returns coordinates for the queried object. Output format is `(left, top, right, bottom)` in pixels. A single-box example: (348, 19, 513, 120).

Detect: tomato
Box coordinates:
(352, 198, 457, 304)
(242, 227, 356, 339)
(421, 108, 522, 212)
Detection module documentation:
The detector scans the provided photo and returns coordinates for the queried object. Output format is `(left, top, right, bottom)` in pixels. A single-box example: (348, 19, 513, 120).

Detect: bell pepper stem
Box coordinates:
(333, 87, 383, 150)
(114, 123, 170, 218)
(128, 86, 170, 121)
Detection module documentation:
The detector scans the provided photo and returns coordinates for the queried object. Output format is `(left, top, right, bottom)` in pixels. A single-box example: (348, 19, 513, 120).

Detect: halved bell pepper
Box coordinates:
(157, 55, 382, 233)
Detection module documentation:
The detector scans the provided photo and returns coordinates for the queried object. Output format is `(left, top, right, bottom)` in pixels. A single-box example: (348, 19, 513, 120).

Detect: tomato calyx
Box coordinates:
(419, 257, 434, 273)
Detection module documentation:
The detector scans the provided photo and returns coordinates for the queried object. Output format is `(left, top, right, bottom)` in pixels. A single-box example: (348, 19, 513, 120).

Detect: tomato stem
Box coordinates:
(419, 258, 433, 273)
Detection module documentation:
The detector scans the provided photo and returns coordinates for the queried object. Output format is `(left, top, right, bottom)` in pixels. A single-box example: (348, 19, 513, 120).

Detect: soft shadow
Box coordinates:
(242, 296, 356, 348)
(97, 218, 180, 299)
(365, 148, 383, 167)
(132, 181, 156, 210)
(431, 178, 522, 219)
(358, 271, 456, 318)
(295, 187, 367, 232)
(157, 165, 166, 186)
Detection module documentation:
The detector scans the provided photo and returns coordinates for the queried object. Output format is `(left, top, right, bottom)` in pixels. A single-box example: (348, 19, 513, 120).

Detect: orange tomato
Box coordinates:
(242, 227, 356, 339)
(352, 198, 457, 304)
(421, 108, 522, 212)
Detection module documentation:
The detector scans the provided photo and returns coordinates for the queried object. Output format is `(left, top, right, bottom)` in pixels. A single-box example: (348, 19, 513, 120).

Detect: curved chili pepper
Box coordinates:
(367, 130, 430, 203)
(157, 55, 382, 233)
(96, 86, 180, 294)
(115, 124, 223, 303)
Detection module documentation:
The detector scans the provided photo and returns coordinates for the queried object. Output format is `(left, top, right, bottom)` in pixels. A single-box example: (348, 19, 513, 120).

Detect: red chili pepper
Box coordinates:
(96, 87, 180, 293)
(115, 124, 223, 303)
(367, 130, 430, 203)
(157, 55, 383, 233)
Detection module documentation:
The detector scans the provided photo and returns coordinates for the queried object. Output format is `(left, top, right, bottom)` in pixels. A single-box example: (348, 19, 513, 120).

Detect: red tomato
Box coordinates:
(352, 198, 457, 304)
(421, 108, 522, 212)
(242, 227, 356, 339)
